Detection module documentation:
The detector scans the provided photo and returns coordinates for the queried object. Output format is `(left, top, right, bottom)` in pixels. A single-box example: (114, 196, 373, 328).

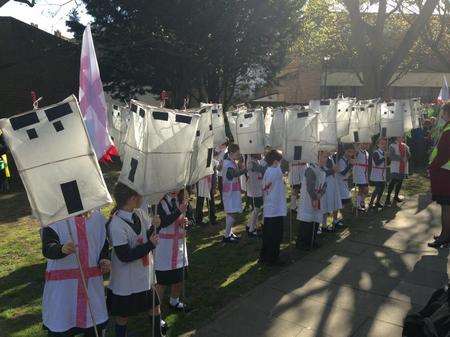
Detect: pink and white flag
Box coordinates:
(437, 75, 449, 104)
(79, 25, 118, 162)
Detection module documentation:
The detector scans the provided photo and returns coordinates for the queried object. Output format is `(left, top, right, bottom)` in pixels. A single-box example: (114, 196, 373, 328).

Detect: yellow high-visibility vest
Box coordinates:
(429, 123, 450, 170)
(0, 130, 11, 178)
(1, 154, 10, 178)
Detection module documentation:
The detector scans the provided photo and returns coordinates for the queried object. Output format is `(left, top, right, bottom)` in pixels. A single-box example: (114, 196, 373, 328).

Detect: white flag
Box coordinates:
(79, 25, 118, 162)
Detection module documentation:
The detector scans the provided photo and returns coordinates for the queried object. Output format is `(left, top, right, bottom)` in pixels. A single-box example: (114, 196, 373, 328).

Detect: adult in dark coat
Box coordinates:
(428, 102, 450, 248)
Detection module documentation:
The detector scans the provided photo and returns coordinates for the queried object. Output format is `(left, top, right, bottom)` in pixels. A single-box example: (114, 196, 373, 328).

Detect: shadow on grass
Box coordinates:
(0, 263, 45, 336)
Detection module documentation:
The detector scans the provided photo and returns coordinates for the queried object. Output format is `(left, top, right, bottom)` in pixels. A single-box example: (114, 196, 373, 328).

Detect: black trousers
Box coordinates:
(370, 181, 385, 204)
(297, 221, 319, 247)
(260, 217, 284, 263)
(196, 192, 216, 224)
(387, 178, 403, 199)
(218, 176, 224, 208)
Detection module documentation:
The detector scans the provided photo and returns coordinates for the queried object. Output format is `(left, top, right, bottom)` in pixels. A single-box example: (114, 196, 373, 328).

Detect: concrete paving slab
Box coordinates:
(351, 318, 404, 337)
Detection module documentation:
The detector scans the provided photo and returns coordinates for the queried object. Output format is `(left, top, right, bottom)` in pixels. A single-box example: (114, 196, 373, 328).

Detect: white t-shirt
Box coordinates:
(262, 165, 287, 217)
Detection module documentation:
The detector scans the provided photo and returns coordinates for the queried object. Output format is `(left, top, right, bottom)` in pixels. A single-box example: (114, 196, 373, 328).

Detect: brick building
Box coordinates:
(254, 57, 449, 105)
(0, 17, 80, 118)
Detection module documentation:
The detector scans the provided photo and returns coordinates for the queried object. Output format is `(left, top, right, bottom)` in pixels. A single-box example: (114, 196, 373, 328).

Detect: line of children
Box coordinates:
(41, 135, 415, 337)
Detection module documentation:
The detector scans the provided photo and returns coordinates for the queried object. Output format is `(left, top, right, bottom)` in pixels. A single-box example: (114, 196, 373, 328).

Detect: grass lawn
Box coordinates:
(0, 167, 430, 337)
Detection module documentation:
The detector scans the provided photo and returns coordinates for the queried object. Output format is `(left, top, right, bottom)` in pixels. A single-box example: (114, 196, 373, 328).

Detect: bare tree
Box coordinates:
(342, 0, 441, 98)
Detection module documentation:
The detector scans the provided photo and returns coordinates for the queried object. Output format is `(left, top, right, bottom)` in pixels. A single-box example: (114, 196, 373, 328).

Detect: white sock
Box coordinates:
(247, 208, 259, 232)
(225, 214, 234, 237)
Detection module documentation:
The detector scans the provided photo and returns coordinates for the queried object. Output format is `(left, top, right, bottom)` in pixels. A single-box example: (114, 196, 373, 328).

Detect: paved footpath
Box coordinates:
(190, 194, 449, 337)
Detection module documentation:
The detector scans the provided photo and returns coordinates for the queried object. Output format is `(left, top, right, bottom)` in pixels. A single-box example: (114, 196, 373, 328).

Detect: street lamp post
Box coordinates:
(322, 55, 331, 99)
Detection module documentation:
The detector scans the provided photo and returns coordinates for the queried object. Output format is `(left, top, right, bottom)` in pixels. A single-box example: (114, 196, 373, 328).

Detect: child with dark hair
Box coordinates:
(106, 183, 163, 337)
(221, 143, 247, 243)
(260, 150, 286, 264)
(385, 136, 410, 206)
(369, 137, 388, 209)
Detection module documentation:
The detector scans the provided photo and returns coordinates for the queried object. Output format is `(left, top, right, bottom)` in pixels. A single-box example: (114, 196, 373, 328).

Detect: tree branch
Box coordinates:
(380, 0, 439, 86)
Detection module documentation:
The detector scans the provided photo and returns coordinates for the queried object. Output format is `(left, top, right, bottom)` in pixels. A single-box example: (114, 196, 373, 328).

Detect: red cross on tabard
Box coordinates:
(158, 217, 186, 269)
(45, 216, 102, 328)
(137, 236, 150, 266)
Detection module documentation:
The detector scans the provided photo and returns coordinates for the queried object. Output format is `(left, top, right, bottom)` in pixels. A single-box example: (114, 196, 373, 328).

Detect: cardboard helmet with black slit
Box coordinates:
(380, 100, 413, 138)
(284, 107, 320, 163)
(234, 108, 265, 154)
(341, 100, 379, 143)
(309, 99, 338, 150)
(0, 95, 112, 226)
(119, 100, 200, 203)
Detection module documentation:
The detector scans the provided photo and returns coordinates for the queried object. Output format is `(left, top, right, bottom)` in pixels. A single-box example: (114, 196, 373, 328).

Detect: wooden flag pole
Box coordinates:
(150, 204, 158, 337)
(181, 189, 188, 314)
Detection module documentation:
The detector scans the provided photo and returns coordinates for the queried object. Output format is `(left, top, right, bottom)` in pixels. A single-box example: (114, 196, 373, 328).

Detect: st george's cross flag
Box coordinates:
(437, 75, 449, 104)
(79, 25, 118, 162)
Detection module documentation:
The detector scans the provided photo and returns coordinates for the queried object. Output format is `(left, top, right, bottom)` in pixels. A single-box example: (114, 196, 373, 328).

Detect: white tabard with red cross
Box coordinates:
(155, 199, 188, 271)
(108, 209, 155, 296)
(42, 211, 108, 332)
(221, 159, 242, 213)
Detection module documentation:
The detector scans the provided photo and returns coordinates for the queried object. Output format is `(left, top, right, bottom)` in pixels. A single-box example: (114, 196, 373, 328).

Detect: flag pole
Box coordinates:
(181, 189, 188, 314)
(150, 204, 158, 337)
